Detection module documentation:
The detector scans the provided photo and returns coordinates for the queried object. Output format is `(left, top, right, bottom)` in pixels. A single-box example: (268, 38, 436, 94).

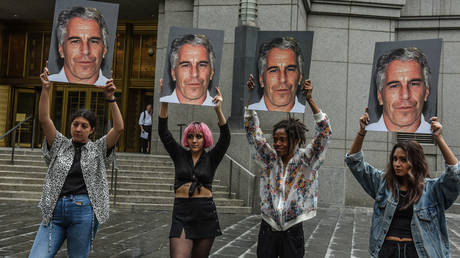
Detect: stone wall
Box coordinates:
(152, 0, 460, 209)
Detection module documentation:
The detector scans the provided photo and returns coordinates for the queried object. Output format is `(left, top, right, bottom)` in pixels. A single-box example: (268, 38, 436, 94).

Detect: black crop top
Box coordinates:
(158, 117, 231, 197)
(387, 190, 413, 239)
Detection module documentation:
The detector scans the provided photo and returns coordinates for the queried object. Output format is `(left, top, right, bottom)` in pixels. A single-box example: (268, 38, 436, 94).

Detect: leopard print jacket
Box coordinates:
(40, 131, 114, 225)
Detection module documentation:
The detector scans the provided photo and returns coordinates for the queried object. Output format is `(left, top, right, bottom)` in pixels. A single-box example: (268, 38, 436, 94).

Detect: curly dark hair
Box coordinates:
(385, 140, 430, 209)
(272, 118, 308, 150)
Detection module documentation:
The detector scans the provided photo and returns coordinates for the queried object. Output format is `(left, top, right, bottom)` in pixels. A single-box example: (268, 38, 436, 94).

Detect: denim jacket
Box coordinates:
(345, 151, 460, 258)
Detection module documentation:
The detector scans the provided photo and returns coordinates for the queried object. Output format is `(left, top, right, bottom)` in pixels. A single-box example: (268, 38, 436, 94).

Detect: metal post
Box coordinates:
(113, 167, 118, 208)
(110, 160, 114, 191)
(177, 123, 186, 142)
(251, 174, 258, 212)
(11, 130, 16, 164)
(228, 160, 233, 198)
(31, 117, 36, 149)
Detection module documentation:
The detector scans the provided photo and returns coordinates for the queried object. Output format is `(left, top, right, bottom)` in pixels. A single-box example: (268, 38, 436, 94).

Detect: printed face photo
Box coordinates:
(160, 27, 224, 107)
(248, 32, 314, 114)
(366, 39, 442, 134)
(58, 17, 107, 84)
(48, 0, 119, 87)
(170, 44, 214, 104)
(259, 47, 302, 112)
(377, 60, 429, 132)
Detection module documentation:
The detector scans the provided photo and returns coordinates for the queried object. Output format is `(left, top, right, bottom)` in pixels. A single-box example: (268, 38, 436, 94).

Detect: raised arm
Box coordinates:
(300, 80, 331, 169)
(103, 76, 124, 150)
(432, 117, 458, 165)
(349, 108, 369, 155)
(345, 108, 382, 199)
(158, 79, 182, 157)
(213, 87, 226, 126)
(303, 80, 320, 115)
(209, 87, 230, 165)
(39, 63, 57, 146)
(244, 75, 276, 167)
(431, 117, 460, 208)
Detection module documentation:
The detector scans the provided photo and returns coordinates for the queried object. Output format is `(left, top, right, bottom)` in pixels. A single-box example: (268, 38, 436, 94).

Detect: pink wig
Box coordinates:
(181, 122, 214, 148)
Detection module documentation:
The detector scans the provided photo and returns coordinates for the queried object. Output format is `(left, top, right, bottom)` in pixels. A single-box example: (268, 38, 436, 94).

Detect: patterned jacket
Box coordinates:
(40, 131, 114, 225)
(244, 109, 331, 231)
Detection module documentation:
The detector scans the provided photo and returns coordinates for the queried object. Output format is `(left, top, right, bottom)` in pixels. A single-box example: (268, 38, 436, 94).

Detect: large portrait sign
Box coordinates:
(48, 0, 119, 86)
(247, 31, 314, 113)
(366, 39, 442, 134)
(160, 27, 224, 106)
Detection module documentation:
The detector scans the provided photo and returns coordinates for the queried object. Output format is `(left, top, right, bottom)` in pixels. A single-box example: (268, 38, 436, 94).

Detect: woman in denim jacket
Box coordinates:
(345, 109, 459, 258)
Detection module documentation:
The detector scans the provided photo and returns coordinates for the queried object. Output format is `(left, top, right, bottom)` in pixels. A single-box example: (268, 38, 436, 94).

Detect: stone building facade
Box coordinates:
(151, 0, 460, 210)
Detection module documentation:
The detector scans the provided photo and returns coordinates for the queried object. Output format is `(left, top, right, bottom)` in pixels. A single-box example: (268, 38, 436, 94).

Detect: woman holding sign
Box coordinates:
(29, 64, 123, 256)
(345, 109, 459, 257)
(158, 79, 230, 258)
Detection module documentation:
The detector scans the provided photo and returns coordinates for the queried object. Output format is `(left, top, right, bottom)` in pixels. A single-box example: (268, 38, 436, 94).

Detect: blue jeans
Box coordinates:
(29, 194, 99, 258)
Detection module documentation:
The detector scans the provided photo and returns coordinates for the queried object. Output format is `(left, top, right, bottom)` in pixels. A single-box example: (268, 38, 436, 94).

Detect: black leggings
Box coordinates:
(379, 240, 418, 258)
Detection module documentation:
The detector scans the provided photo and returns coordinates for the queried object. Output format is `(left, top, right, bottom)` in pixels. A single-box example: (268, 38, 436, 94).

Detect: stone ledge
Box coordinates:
(397, 16, 460, 30)
(307, 0, 405, 18)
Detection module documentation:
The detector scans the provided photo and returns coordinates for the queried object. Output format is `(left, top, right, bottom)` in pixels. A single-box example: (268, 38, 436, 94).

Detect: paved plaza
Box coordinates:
(1, 203, 460, 257)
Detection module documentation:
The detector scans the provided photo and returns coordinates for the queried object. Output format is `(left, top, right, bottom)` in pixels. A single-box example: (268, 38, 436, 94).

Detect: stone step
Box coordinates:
(0, 190, 239, 204)
(0, 153, 44, 161)
(0, 155, 174, 167)
(0, 159, 46, 167)
(0, 147, 42, 156)
(0, 170, 46, 178)
(0, 169, 176, 179)
(0, 164, 47, 173)
(112, 182, 228, 192)
(0, 176, 224, 190)
(449, 203, 460, 214)
(106, 175, 221, 185)
(116, 153, 171, 161)
(113, 188, 236, 199)
(117, 157, 174, 166)
(0, 197, 251, 214)
(110, 195, 244, 206)
(0, 187, 236, 200)
(115, 164, 175, 172)
(111, 202, 252, 214)
(0, 183, 43, 191)
(112, 170, 174, 178)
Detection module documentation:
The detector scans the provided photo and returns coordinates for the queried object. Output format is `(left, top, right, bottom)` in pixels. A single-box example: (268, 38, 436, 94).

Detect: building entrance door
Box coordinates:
(13, 89, 36, 147)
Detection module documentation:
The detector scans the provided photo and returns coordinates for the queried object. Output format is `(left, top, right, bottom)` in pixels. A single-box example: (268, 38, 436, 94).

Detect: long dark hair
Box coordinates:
(384, 140, 430, 209)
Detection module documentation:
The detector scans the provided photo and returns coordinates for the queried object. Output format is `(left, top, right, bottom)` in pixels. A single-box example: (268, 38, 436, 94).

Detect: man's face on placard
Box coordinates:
(171, 44, 214, 105)
(259, 48, 302, 112)
(58, 17, 107, 84)
(377, 60, 429, 132)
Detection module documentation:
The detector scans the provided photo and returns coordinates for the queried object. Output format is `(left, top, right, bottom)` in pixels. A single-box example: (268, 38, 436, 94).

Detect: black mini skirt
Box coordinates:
(169, 197, 222, 239)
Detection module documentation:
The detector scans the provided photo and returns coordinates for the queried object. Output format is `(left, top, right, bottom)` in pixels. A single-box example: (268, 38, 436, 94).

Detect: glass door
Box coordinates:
(13, 89, 36, 147)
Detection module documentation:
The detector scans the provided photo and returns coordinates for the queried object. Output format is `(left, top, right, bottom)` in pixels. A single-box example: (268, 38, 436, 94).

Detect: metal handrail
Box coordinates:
(105, 119, 119, 208)
(224, 153, 257, 211)
(0, 115, 34, 164)
(110, 153, 118, 208)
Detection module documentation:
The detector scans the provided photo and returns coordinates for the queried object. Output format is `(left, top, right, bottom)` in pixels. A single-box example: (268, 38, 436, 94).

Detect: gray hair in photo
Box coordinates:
(56, 6, 109, 48)
(375, 47, 431, 92)
(257, 37, 304, 76)
(169, 34, 216, 70)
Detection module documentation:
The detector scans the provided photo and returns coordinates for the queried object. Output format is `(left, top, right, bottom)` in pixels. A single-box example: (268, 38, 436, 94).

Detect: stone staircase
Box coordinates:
(0, 147, 251, 214)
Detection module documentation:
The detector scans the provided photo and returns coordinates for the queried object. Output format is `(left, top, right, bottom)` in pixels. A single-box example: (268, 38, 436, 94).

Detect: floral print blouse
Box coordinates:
(244, 109, 331, 231)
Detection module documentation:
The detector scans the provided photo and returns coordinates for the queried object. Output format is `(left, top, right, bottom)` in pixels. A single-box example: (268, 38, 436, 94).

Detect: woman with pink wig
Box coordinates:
(158, 80, 230, 258)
